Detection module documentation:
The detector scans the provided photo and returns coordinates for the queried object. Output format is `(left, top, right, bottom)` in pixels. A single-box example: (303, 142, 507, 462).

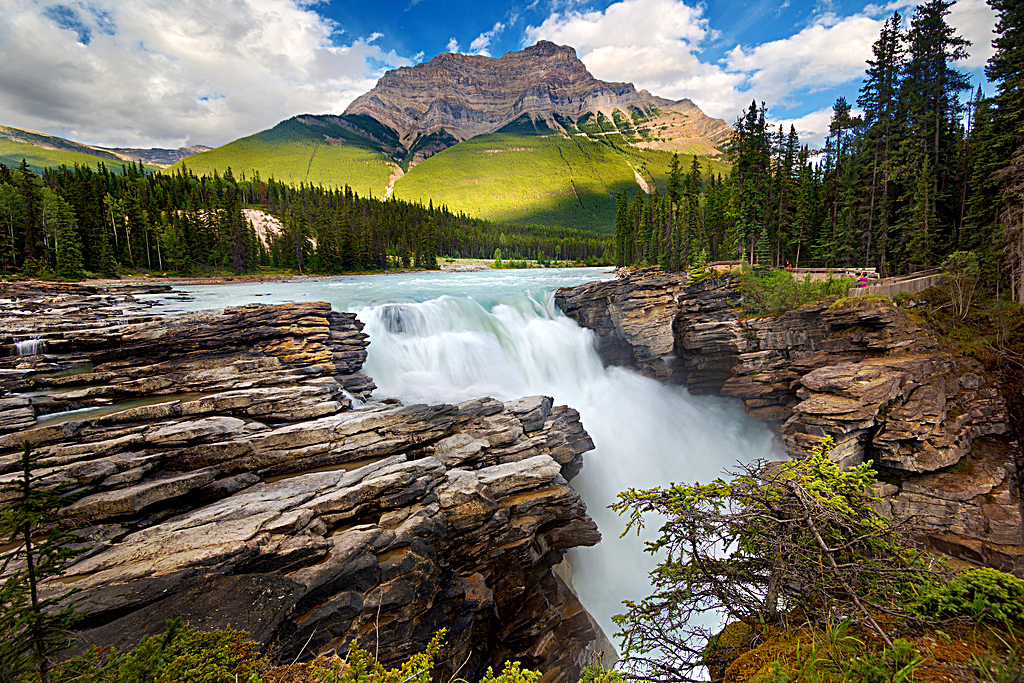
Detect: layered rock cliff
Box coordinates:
(556, 270, 1023, 573)
(1, 284, 603, 682)
(344, 41, 731, 157)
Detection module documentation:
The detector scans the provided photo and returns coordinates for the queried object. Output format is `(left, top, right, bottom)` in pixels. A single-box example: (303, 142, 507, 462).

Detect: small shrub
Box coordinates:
(736, 266, 853, 316)
(577, 662, 625, 683)
(915, 568, 1024, 624)
(51, 619, 267, 683)
(478, 661, 542, 683)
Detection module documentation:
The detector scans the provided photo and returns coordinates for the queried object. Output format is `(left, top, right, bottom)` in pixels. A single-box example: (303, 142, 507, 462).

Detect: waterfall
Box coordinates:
(357, 289, 780, 647)
(169, 270, 781, 651)
(13, 339, 46, 356)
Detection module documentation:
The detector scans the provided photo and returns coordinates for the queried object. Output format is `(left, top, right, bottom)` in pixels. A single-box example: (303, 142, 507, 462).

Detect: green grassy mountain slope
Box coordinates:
(0, 125, 207, 171)
(392, 115, 728, 233)
(0, 137, 162, 174)
(167, 116, 397, 199)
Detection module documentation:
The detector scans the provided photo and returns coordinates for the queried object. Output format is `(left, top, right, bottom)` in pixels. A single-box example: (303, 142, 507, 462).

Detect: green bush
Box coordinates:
(478, 661, 542, 683)
(577, 662, 625, 683)
(735, 266, 853, 316)
(50, 619, 266, 683)
(915, 568, 1024, 624)
(303, 630, 446, 683)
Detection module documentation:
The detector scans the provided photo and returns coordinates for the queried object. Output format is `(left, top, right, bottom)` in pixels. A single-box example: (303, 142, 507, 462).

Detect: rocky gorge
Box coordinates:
(556, 268, 1023, 573)
(0, 283, 606, 682)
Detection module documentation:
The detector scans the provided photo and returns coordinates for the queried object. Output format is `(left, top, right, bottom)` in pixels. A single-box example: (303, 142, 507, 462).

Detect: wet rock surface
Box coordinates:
(557, 271, 1022, 573)
(1, 283, 603, 682)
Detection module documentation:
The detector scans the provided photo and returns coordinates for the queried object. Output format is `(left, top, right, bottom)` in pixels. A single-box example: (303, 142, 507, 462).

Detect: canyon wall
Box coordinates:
(557, 269, 1023, 573)
(0, 284, 605, 682)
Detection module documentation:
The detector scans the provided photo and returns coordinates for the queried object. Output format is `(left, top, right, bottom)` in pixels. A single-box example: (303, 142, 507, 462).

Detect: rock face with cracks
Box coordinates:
(556, 271, 1023, 574)
(0, 284, 603, 683)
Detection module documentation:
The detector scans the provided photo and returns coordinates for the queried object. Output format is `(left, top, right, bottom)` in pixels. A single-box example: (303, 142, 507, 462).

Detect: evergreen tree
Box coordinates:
(901, 0, 971, 260)
(17, 159, 45, 266)
(0, 442, 85, 683)
(53, 197, 84, 280)
(858, 11, 906, 271)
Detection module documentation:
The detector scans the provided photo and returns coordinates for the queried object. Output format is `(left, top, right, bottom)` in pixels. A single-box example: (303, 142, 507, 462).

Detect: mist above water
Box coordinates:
(162, 268, 780, 648)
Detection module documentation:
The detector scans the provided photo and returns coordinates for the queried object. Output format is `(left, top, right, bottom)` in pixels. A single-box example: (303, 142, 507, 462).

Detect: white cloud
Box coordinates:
(726, 14, 883, 106)
(525, 0, 883, 117)
(470, 22, 507, 57)
(524, 0, 995, 147)
(446, 36, 461, 53)
(523, 0, 745, 115)
(948, 0, 997, 68)
(768, 106, 865, 150)
(878, 0, 996, 68)
(0, 0, 412, 148)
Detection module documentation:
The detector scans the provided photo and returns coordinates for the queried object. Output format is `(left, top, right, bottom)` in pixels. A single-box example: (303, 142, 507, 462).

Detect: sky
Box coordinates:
(0, 0, 999, 150)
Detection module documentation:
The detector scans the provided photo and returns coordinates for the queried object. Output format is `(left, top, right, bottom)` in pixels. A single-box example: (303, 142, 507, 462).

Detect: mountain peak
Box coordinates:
(344, 41, 650, 151)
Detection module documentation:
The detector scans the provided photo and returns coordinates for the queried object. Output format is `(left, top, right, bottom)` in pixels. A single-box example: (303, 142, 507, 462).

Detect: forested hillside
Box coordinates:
(0, 160, 612, 279)
(614, 0, 1024, 304)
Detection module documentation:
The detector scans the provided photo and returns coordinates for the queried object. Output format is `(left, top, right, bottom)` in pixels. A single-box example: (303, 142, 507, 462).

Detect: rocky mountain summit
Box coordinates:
(0, 284, 604, 682)
(344, 41, 731, 157)
(556, 269, 1023, 573)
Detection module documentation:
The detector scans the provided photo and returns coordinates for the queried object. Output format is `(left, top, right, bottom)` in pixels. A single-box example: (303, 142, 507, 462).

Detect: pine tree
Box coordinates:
(53, 197, 84, 280)
(859, 11, 906, 271)
(985, 0, 1024, 297)
(17, 159, 45, 267)
(901, 0, 971, 259)
(0, 442, 85, 683)
(667, 153, 682, 205)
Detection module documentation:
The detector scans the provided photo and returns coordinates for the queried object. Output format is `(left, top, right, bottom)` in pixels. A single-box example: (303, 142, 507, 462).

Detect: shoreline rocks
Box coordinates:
(1, 283, 604, 682)
(556, 270, 1023, 574)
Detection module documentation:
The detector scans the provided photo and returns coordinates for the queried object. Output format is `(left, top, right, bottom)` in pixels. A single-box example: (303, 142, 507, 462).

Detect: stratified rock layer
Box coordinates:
(0, 284, 602, 682)
(556, 271, 1022, 573)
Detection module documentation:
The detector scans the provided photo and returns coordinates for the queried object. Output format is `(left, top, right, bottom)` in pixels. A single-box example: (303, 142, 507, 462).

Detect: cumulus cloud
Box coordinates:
(523, 0, 746, 116)
(725, 14, 883, 107)
(948, 0, 997, 68)
(0, 0, 412, 148)
(525, 0, 995, 146)
(524, 0, 887, 120)
(470, 22, 506, 57)
(446, 36, 461, 53)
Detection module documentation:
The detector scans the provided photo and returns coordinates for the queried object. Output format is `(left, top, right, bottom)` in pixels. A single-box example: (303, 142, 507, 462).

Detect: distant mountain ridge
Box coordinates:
(0, 125, 210, 168)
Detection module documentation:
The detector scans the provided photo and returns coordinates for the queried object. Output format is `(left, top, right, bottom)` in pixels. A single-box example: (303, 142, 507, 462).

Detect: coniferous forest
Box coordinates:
(0, 160, 613, 280)
(614, 0, 1024, 304)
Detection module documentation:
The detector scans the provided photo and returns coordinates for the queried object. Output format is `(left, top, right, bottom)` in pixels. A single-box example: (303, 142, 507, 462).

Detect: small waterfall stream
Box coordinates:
(158, 269, 781, 649)
(13, 338, 46, 356)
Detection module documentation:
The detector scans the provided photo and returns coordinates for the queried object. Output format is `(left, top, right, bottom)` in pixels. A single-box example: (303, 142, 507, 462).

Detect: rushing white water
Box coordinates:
(152, 268, 781, 649)
(13, 338, 46, 356)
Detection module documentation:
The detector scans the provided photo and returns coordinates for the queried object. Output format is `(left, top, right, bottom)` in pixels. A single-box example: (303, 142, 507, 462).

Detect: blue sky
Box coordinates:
(0, 0, 998, 149)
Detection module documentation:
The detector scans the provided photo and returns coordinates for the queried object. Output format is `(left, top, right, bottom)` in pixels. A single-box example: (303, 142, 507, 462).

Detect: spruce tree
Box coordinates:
(0, 442, 85, 683)
(17, 159, 45, 266)
(53, 197, 84, 280)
